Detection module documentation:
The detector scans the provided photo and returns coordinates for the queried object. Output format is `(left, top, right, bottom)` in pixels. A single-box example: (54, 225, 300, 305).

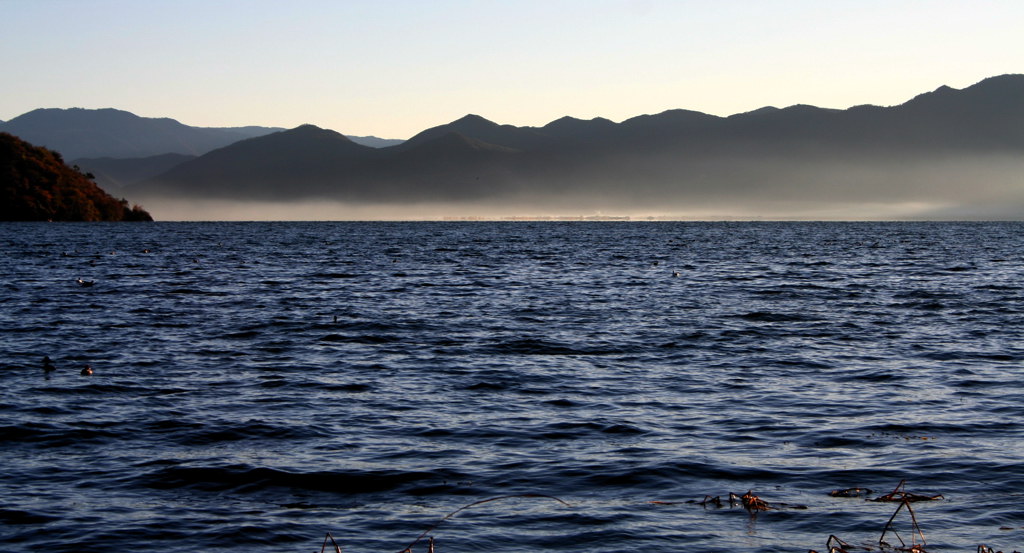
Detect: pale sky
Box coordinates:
(2, 0, 1022, 139)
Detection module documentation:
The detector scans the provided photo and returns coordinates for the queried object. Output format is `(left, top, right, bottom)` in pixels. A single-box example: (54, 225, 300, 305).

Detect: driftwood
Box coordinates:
(807, 534, 854, 553)
(871, 479, 943, 503)
(651, 490, 808, 512)
(319, 532, 342, 553)
(878, 496, 928, 551)
(318, 481, 1024, 553)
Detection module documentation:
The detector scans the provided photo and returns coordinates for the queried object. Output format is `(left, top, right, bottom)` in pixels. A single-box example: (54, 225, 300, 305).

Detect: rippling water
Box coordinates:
(1, 221, 1023, 553)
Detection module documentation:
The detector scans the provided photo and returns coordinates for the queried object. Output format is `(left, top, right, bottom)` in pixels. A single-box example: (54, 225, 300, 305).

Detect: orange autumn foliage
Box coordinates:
(0, 132, 152, 221)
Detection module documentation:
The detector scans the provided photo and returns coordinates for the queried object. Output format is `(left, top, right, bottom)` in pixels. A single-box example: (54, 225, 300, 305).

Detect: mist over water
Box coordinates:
(134, 155, 1024, 221)
(2, 221, 1023, 553)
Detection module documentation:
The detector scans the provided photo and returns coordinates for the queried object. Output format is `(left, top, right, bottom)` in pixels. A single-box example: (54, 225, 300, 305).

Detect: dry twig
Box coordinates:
(701, 494, 723, 508)
(878, 496, 927, 551)
(871, 480, 942, 503)
(319, 531, 342, 553)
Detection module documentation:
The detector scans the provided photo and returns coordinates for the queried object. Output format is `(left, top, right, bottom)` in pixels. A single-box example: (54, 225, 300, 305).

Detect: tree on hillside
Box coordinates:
(0, 132, 153, 221)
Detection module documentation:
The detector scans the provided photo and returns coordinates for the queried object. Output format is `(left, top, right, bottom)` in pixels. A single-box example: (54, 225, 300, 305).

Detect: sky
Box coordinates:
(2, 0, 1023, 140)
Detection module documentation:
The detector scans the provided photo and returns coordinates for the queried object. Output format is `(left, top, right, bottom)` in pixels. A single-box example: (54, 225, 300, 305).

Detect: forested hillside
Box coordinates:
(0, 132, 152, 221)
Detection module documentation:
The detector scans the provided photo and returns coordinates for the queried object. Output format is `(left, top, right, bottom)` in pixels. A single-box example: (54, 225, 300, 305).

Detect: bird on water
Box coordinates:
(81, 365, 93, 376)
(42, 356, 56, 372)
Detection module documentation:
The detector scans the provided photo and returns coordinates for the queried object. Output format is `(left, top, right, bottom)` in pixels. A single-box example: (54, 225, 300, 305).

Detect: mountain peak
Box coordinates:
(447, 114, 501, 134)
(896, 74, 1024, 111)
(402, 114, 545, 151)
(960, 73, 1024, 101)
(969, 73, 1024, 88)
(283, 123, 353, 141)
(228, 124, 368, 153)
(543, 115, 617, 128)
(7, 107, 153, 129)
(728, 106, 781, 119)
(0, 107, 279, 159)
(453, 114, 496, 125)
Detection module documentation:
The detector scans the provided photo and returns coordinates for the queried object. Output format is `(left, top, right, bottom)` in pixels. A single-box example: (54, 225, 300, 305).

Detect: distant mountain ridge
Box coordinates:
(0, 108, 282, 160)
(0, 107, 405, 190)
(0, 107, 403, 160)
(399, 114, 552, 151)
(131, 74, 1024, 219)
(5, 75, 1023, 219)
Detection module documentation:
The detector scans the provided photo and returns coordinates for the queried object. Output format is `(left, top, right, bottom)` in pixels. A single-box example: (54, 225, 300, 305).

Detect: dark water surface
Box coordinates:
(1, 221, 1022, 553)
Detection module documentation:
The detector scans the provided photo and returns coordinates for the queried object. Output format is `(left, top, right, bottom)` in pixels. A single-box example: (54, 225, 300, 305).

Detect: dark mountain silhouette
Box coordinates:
(0, 132, 152, 221)
(0, 108, 283, 160)
(540, 115, 617, 137)
(70, 153, 197, 192)
(379, 132, 524, 201)
(140, 126, 527, 202)
(0, 107, 403, 159)
(131, 74, 1024, 218)
(399, 114, 551, 151)
(142, 124, 383, 200)
(528, 116, 621, 153)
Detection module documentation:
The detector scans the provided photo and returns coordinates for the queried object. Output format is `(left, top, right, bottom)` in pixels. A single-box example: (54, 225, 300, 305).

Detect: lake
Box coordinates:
(1, 221, 1022, 553)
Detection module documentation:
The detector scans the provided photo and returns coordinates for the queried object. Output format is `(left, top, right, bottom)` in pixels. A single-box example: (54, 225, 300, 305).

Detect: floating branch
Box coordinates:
(974, 545, 1022, 553)
(814, 481, 956, 553)
(878, 496, 927, 551)
(319, 531, 342, 553)
(871, 480, 943, 503)
(701, 495, 723, 508)
(649, 495, 723, 507)
(829, 487, 874, 498)
(652, 491, 805, 512)
(807, 534, 857, 553)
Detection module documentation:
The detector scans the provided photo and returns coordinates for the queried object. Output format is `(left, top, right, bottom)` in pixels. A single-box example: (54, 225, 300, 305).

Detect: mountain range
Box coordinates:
(0, 108, 403, 190)
(0, 108, 283, 160)
(4, 74, 1024, 219)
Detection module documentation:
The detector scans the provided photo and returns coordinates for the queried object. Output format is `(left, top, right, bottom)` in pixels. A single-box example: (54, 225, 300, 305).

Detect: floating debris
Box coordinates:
(318, 532, 342, 553)
(829, 487, 874, 498)
(878, 492, 928, 552)
(871, 479, 943, 503)
(653, 490, 805, 512)
(737, 490, 770, 513)
(808, 534, 855, 553)
(701, 495, 723, 508)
